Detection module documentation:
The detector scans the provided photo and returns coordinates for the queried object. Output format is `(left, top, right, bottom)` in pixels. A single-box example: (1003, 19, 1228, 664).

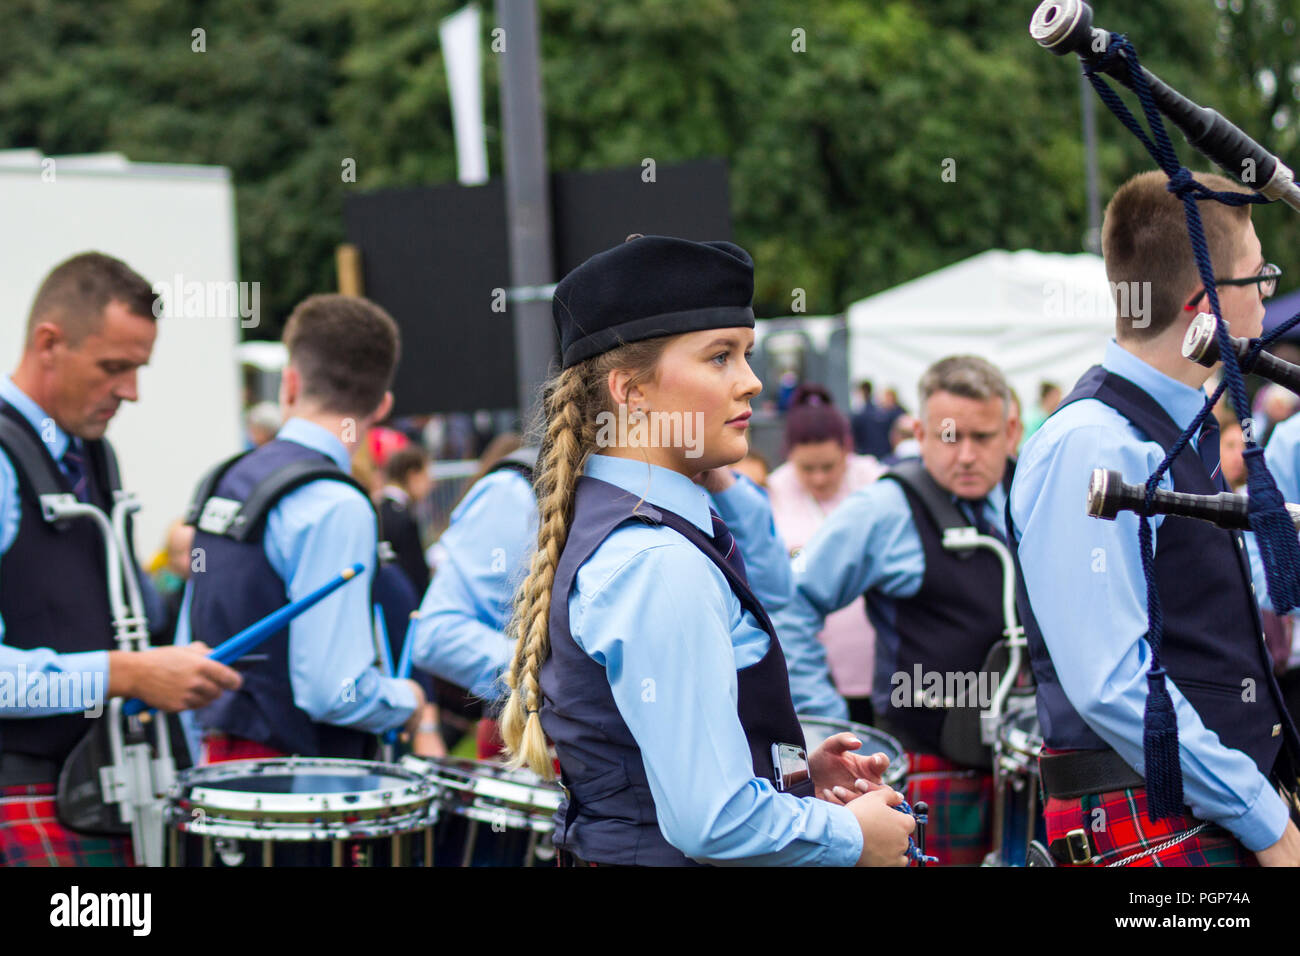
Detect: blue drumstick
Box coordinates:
(374, 603, 395, 677)
(382, 611, 421, 745)
(123, 563, 366, 717)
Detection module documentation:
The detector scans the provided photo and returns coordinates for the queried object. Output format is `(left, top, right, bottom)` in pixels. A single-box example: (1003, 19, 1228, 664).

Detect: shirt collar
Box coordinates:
(583, 453, 714, 535)
(0, 377, 71, 461)
(952, 482, 1007, 514)
(276, 417, 352, 472)
(1101, 339, 1210, 434)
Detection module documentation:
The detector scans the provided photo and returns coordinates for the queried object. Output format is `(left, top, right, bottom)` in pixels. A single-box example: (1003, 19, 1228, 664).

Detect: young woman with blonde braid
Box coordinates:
(499, 235, 914, 866)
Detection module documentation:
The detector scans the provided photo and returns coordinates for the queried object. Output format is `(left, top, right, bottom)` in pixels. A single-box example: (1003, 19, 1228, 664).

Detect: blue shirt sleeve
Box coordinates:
(709, 473, 793, 613)
(0, 446, 111, 718)
(569, 524, 863, 866)
(770, 479, 925, 718)
(409, 470, 537, 701)
(1012, 404, 1289, 852)
(264, 481, 416, 734)
(1247, 419, 1300, 616)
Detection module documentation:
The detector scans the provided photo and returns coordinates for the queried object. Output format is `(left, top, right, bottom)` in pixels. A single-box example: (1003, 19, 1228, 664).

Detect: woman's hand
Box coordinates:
(845, 787, 914, 866)
(809, 732, 891, 802)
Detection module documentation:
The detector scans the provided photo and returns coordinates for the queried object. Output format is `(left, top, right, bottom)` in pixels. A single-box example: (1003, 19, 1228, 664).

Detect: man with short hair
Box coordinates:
(776, 354, 1020, 865)
(1011, 170, 1300, 866)
(179, 293, 424, 763)
(0, 252, 242, 866)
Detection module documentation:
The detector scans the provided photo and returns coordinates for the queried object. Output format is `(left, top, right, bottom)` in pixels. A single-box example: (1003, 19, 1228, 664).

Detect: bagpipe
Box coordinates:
(1087, 467, 1300, 532)
(1030, 0, 1300, 819)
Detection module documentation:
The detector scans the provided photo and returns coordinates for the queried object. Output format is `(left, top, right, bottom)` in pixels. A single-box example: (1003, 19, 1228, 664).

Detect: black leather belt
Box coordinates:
(1039, 748, 1144, 799)
(0, 752, 60, 787)
(556, 850, 627, 868)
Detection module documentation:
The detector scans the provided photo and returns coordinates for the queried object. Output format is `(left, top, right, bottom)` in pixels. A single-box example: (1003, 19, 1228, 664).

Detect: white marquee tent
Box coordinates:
(847, 249, 1118, 417)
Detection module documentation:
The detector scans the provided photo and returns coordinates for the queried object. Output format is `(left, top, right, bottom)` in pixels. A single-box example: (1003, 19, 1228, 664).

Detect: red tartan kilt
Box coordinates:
(201, 735, 288, 764)
(903, 751, 993, 866)
(476, 719, 505, 761)
(0, 784, 133, 867)
(1043, 782, 1257, 867)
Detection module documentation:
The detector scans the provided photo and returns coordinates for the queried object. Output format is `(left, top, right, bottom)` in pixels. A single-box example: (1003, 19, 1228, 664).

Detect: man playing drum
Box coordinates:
(178, 294, 424, 763)
(0, 253, 241, 866)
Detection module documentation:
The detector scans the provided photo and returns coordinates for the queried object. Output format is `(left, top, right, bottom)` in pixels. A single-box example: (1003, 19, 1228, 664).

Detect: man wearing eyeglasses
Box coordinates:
(1008, 169, 1300, 867)
(1184, 262, 1280, 314)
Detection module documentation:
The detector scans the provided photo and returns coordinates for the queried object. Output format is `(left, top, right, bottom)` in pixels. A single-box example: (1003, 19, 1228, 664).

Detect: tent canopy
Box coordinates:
(847, 249, 1117, 418)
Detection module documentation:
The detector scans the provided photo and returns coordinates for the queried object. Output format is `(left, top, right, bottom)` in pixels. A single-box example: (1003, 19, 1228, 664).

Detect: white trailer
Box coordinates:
(0, 151, 245, 560)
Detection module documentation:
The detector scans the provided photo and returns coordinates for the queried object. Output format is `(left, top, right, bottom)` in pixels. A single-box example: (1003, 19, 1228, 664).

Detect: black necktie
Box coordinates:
(61, 443, 89, 503)
(966, 497, 1001, 541)
(709, 509, 749, 584)
(1197, 418, 1227, 491)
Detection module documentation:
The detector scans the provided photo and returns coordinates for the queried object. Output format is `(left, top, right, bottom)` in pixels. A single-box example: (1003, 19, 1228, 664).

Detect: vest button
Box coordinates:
(1273, 724, 1282, 737)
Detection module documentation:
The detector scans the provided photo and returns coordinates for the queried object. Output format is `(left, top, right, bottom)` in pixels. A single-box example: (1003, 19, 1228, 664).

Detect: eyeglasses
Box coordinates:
(1187, 262, 1282, 310)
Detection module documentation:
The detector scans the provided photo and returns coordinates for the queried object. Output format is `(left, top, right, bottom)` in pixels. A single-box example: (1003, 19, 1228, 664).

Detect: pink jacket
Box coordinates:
(767, 454, 884, 698)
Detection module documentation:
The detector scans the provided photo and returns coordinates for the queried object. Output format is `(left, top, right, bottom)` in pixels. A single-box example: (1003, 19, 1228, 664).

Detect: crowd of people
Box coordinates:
(3, 167, 1300, 868)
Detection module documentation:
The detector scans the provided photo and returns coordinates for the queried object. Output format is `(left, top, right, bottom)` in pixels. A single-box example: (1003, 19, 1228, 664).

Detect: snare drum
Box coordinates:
(796, 715, 909, 791)
(993, 704, 1047, 866)
(406, 755, 563, 866)
(166, 757, 438, 867)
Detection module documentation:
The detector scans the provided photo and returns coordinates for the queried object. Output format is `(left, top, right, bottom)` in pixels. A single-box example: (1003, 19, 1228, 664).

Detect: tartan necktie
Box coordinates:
(1197, 417, 1226, 491)
(61, 442, 89, 503)
(709, 508, 748, 584)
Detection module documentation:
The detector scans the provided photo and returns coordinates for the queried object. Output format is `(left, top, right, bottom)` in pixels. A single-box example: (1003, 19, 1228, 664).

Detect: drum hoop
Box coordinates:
(172, 757, 436, 818)
(169, 808, 436, 842)
(416, 756, 563, 814)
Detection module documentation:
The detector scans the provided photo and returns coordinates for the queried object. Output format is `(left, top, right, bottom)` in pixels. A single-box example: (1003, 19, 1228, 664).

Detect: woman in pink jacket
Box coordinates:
(767, 385, 884, 725)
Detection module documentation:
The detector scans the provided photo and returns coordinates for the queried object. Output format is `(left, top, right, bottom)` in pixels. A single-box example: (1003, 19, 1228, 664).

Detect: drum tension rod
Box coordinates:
(914, 801, 929, 868)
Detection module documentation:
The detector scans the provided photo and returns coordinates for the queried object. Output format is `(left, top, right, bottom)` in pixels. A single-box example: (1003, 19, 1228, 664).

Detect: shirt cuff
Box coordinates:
(63, 650, 111, 680)
(64, 650, 111, 710)
(820, 802, 865, 866)
(382, 674, 418, 716)
(1223, 777, 1290, 853)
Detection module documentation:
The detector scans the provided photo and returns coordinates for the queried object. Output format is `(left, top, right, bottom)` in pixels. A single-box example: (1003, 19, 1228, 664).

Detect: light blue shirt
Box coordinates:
(1010, 340, 1288, 852)
(1247, 413, 1300, 669)
(0, 377, 111, 718)
(563, 453, 861, 865)
(175, 418, 417, 749)
(772, 475, 1005, 719)
(409, 462, 794, 705)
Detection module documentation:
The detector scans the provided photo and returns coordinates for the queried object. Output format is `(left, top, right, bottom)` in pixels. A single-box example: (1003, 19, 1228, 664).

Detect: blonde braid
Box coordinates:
(500, 338, 671, 778)
(501, 367, 591, 776)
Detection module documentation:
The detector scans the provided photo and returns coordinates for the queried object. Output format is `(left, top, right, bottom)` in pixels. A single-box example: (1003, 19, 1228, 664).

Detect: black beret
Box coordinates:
(552, 235, 755, 369)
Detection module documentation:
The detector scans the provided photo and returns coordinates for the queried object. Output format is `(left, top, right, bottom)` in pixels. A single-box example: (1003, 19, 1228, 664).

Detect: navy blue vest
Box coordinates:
(1010, 365, 1298, 776)
(0, 402, 122, 763)
(540, 476, 812, 866)
(867, 466, 1009, 757)
(189, 439, 374, 758)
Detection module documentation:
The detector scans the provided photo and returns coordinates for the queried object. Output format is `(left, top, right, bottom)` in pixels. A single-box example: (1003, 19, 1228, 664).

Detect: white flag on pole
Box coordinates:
(440, 4, 488, 186)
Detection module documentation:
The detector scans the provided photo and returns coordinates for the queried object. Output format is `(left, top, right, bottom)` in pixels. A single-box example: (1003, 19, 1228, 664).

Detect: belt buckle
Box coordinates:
(1065, 828, 1092, 865)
